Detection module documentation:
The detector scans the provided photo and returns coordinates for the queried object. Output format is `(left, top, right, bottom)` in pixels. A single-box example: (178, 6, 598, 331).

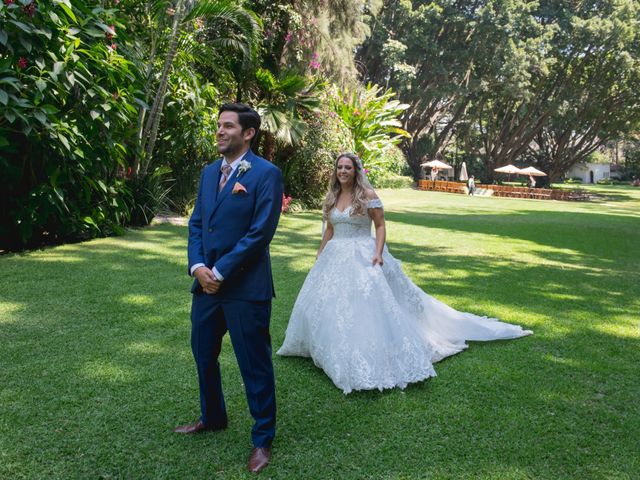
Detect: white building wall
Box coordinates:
(565, 163, 611, 183)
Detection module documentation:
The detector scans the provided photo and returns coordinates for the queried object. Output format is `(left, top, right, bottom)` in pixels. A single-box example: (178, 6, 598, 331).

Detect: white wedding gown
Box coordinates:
(277, 199, 532, 394)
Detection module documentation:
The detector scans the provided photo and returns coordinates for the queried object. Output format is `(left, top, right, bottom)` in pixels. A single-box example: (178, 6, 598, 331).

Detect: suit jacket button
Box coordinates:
(208, 228, 213, 232)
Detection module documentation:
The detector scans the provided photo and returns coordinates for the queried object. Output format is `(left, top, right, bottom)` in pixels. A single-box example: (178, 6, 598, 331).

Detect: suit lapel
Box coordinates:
(209, 150, 256, 220)
(203, 158, 222, 204)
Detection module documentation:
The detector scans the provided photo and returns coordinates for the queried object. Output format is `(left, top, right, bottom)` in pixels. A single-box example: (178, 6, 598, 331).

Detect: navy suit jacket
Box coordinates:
(187, 150, 283, 301)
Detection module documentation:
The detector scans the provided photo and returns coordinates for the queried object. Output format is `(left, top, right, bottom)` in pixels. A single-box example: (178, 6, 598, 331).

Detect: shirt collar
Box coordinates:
(222, 151, 248, 172)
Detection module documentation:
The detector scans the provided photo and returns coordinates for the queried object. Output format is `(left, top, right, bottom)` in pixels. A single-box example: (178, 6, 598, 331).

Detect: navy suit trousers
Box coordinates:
(190, 293, 276, 447)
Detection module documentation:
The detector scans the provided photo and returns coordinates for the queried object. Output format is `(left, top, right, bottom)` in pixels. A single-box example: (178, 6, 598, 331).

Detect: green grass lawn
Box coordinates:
(1, 186, 639, 479)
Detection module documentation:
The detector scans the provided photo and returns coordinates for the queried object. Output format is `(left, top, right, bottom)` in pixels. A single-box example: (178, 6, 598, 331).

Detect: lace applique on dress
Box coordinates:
(367, 198, 383, 209)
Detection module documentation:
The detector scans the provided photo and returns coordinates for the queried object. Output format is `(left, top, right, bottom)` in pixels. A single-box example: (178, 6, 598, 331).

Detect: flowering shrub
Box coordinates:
(281, 194, 293, 213)
(330, 84, 410, 185)
(368, 145, 413, 189)
(0, 0, 142, 250)
(274, 101, 354, 208)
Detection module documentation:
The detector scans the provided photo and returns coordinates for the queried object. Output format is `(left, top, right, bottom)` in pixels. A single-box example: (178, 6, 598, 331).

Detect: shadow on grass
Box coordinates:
(385, 208, 639, 266)
(1, 209, 639, 478)
(275, 327, 639, 478)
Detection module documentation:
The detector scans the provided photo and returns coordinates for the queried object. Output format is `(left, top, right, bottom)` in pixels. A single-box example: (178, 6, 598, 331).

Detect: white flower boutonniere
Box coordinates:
(237, 159, 252, 177)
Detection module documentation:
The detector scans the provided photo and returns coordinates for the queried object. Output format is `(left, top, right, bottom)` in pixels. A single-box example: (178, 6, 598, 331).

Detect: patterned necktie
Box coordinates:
(219, 163, 232, 192)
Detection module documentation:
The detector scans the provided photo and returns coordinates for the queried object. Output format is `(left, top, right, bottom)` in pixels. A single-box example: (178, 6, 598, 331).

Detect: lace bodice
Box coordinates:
(329, 199, 383, 239)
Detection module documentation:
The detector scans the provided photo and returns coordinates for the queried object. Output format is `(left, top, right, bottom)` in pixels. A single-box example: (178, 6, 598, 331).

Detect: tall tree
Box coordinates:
(359, 0, 640, 181)
(358, 0, 540, 177)
(527, 0, 640, 181)
(249, 0, 374, 85)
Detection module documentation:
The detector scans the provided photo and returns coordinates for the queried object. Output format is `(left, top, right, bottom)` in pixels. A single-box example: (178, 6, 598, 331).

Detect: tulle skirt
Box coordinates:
(277, 236, 532, 394)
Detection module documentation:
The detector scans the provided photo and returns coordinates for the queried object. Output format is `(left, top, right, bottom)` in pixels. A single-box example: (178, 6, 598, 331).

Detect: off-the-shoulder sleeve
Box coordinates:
(367, 198, 383, 209)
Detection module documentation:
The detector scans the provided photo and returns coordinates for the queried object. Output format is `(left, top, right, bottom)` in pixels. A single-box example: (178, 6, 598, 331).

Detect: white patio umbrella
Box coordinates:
(421, 159, 454, 169)
(518, 166, 547, 176)
(459, 161, 469, 181)
(494, 164, 522, 182)
(493, 164, 522, 174)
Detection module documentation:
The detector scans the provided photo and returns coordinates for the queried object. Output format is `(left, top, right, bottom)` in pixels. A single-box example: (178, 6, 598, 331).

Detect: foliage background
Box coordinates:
(1, 0, 142, 250)
(2, 0, 640, 251)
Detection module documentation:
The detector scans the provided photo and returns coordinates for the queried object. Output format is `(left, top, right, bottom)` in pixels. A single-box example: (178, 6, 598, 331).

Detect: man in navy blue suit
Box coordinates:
(175, 103, 283, 473)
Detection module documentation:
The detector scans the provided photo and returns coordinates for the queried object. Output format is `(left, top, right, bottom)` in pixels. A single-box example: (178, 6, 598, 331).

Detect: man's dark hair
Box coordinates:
(219, 103, 261, 134)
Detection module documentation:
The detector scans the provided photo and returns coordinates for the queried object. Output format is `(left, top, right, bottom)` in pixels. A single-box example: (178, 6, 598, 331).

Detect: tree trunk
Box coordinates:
(262, 131, 276, 161)
(139, 0, 186, 175)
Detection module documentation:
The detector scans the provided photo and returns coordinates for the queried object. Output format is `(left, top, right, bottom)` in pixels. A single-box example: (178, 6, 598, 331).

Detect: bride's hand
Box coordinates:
(372, 253, 384, 266)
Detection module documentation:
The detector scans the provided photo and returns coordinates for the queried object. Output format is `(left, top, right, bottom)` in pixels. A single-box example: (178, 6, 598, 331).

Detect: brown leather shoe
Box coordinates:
(173, 420, 226, 434)
(247, 447, 271, 473)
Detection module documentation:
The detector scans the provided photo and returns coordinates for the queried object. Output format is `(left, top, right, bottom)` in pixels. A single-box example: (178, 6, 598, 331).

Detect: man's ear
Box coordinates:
(243, 127, 256, 142)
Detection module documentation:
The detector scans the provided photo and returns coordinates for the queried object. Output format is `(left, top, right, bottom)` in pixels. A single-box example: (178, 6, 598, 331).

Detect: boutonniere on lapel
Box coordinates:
(237, 159, 252, 177)
(232, 182, 248, 195)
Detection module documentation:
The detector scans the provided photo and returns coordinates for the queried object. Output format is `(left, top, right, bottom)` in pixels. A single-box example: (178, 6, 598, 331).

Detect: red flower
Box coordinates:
(5, 0, 16, 5)
(110, 43, 117, 50)
(105, 25, 115, 41)
(17, 57, 27, 69)
(126, 167, 133, 178)
(23, 1, 35, 17)
(281, 194, 293, 213)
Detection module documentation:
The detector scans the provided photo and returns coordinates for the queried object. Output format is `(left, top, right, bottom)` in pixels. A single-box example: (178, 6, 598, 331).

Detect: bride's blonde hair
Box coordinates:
(322, 153, 369, 219)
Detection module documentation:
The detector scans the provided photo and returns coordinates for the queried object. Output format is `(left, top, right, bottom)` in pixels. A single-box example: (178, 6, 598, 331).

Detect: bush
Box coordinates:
(126, 167, 172, 226)
(565, 177, 583, 184)
(385, 145, 413, 176)
(155, 75, 219, 215)
(366, 145, 412, 186)
(330, 83, 409, 180)
(0, 1, 142, 250)
(371, 174, 414, 189)
(275, 108, 354, 208)
(596, 178, 626, 185)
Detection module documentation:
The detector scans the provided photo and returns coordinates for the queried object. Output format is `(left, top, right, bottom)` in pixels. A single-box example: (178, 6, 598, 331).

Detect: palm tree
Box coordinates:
(254, 68, 323, 161)
(331, 83, 410, 169)
(135, 0, 262, 175)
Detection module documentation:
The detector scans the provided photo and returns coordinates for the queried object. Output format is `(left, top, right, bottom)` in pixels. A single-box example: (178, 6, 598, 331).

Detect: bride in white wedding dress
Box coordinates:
(277, 153, 532, 394)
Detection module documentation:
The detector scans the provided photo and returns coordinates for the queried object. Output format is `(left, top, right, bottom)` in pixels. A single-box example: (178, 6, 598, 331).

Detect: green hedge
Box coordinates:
(0, 1, 142, 250)
(372, 174, 414, 189)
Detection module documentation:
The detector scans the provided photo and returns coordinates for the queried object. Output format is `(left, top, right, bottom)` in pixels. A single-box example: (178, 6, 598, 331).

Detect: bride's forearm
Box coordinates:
(374, 225, 385, 255)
